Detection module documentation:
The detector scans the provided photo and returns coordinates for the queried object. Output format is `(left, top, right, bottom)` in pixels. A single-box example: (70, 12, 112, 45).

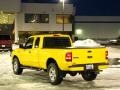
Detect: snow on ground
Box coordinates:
(107, 46, 120, 59)
(0, 46, 120, 90)
(107, 46, 120, 65)
(0, 51, 11, 74)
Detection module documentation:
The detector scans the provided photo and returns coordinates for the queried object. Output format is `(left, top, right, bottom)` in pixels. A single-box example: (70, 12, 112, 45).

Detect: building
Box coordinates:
(74, 16, 120, 39)
(0, 1, 73, 43)
(17, 3, 73, 43)
(1, 1, 120, 42)
(0, 0, 21, 41)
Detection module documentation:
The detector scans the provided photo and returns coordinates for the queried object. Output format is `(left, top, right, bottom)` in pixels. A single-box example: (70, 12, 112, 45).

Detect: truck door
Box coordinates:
(21, 37, 34, 66)
(30, 37, 40, 67)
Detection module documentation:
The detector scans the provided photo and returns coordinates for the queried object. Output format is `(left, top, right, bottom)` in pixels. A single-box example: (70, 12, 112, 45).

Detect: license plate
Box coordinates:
(86, 64, 94, 70)
(2, 45, 5, 47)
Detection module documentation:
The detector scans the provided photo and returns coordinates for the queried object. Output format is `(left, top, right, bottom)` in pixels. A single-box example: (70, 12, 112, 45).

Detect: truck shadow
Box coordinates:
(17, 70, 117, 90)
(20, 70, 49, 83)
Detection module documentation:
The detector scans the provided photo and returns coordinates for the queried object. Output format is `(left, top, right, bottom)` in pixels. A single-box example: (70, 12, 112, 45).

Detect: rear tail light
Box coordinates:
(66, 52, 72, 62)
(105, 51, 108, 60)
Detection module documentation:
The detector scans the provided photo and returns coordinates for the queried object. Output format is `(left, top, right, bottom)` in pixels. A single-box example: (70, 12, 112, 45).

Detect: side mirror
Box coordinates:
(19, 43, 25, 48)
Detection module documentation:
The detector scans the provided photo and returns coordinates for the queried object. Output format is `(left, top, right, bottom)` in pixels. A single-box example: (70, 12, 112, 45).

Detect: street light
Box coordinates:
(75, 29, 83, 35)
(60, 0, 65, 31)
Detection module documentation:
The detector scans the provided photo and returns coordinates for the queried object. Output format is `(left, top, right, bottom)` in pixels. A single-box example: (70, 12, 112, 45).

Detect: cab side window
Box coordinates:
(25, 37, 34, 49)
(34, 37, 40, 48)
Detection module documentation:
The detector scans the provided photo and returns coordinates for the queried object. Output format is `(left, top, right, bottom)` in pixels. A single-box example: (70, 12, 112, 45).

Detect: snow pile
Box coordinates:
(12, 44, 19, 50)
(0, 52, 12, 75)
(73, 39, 101, 47)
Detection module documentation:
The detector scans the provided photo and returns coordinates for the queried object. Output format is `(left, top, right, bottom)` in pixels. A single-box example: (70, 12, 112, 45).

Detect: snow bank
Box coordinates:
(73, 39, 101, 47)
(12, 44, 19, 50)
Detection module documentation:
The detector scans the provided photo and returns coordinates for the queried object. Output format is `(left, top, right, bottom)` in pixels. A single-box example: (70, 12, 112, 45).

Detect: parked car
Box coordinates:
(95, 39, 110, 45)
(108, 39, 117, 45)
(116, 36, 120, 44)
(0, 35, 12, 51)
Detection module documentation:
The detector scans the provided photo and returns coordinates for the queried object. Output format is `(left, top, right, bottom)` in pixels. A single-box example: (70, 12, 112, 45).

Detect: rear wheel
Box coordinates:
(12, 57, 23, 75)
(47, 63, 63, 85)
(81, 70, 97, 81)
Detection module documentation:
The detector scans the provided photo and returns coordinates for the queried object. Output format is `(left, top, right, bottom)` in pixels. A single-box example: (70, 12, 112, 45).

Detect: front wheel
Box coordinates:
(12, 57, 23, 75)
(47, 63, 63, 85)
(81, 70, 97, 81)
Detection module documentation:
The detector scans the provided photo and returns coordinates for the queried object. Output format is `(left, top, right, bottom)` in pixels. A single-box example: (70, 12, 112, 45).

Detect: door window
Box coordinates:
(34, 37, 40, 48)
(25, 37, 34, 49)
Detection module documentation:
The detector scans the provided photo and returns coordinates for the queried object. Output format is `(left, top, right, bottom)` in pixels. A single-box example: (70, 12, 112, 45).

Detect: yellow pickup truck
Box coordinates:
(11, 34, 108, 85)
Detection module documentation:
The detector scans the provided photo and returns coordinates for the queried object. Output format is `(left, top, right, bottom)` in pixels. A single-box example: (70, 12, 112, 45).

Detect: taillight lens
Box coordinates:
(106, 51, 108, 60)
(66, 52, 72, 62)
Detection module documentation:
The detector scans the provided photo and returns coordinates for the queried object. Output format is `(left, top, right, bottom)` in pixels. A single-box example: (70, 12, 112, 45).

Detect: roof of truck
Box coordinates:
(30, 34, 70, 38)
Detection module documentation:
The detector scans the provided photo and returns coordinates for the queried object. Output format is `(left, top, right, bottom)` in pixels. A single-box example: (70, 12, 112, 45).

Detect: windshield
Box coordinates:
(0, 35, 10, 40)
(43, 37, 71, 48)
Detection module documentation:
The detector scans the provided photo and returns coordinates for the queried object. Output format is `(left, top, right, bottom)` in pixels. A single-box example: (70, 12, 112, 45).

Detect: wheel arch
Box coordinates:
(12, 55, 19, 64)
(46, 58, 60, 70)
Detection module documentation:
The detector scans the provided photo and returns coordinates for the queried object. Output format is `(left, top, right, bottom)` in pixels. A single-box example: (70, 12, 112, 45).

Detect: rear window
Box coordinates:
(0, 35, 10, 40)
(43, 37, 71, 48)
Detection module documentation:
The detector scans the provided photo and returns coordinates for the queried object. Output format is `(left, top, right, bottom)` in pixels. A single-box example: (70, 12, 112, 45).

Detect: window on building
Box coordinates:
(56, 14, 73, 24)
(25, 14, 49, 23)
(40, 14, 49, 23)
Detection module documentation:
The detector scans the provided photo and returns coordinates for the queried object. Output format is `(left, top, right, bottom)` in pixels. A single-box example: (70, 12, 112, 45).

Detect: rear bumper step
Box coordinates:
(69, 63, 109, 68)
(67, 63, 108, 71)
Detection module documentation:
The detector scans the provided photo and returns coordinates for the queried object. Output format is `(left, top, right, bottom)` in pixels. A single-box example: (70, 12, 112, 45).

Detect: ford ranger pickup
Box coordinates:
(11, 34, 109, 85)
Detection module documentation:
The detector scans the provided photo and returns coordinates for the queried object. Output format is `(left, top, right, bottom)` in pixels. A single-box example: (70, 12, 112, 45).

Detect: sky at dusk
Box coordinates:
(22, 0, 120, 16)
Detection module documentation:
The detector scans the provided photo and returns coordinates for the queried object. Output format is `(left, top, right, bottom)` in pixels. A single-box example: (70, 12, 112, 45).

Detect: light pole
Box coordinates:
(60, 0, 65, 31)
(8, 14, 11, 24)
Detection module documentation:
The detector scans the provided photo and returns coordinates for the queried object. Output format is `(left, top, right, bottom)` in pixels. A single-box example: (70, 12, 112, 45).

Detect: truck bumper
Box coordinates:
(0, 45, 12, 51)
(68, 63, 109, 71)
(0, 47, 12, 51)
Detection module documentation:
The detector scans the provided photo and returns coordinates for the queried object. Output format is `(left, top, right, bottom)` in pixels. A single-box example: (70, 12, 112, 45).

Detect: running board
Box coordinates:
(21, 66, 42, 71)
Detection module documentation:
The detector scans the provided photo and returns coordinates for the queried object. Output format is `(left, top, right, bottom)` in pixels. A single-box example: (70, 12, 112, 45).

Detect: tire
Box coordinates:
(47, 63, 63, 85)
(12, 57, 23, 75)
(81, 70, 97, 81)
(9, 48, 12, 52)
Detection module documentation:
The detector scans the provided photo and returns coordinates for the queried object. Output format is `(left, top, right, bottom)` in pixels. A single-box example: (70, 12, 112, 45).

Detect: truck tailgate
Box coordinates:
(71, 47, 108, 64)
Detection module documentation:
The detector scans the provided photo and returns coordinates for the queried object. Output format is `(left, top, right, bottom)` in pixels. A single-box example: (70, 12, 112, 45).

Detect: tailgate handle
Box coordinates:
(88, 51, 92, 53)
(73, 57, 79, 59)
(87, 56, 93, 58)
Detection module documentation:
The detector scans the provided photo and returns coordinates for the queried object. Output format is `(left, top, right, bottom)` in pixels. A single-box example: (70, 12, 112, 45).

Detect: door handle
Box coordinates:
(29, 51, 31, 53)
(88, 50, 92, 53)
(87, 56, 93, 58)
